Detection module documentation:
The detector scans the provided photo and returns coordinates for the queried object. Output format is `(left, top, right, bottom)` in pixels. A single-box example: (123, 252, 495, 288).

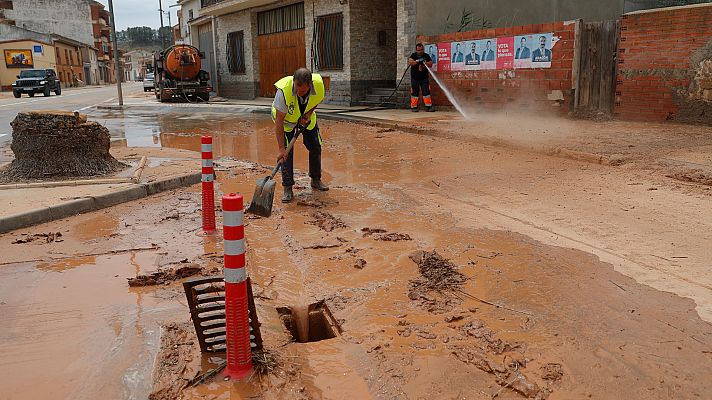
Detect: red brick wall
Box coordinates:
(417, 21, 577, 114)
(615, 5, 712, 123)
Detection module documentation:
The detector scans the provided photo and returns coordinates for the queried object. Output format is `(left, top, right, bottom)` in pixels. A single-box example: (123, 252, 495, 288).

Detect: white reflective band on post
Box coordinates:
(224, 239, 245, 256)
(202, 159, 213, 168)
(224, 267, 246, 283)
(201, 144, 212, 152)
(201, 174, 214, 182)
(223, 211, 243, 227)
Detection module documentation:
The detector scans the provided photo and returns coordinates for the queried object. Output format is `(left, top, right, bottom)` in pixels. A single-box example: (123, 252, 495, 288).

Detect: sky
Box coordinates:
(95, 0, 180, 31)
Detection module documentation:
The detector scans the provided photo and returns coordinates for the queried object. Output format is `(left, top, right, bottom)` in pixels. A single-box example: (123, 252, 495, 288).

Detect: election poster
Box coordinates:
(425, 43, 438, 71)
(530, 33, 554, 68)
(496, 36, 514, 70)
(478, 38, 497, 70)
(513, 35, 533, 68)
(463, 40, 481, 71)
(4, 49, 33, 68)
(450, 41, 466, 71)
(437, 42, 451, 72)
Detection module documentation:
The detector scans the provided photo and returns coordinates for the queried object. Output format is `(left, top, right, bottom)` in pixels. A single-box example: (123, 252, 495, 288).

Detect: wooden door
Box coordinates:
(258, 29, 306, 97)
(575, 20, 620, 115)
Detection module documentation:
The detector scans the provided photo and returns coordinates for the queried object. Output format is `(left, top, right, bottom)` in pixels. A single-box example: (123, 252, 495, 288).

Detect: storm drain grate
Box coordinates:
(277, 301, 341, 343)
(182, 276, 263, 353)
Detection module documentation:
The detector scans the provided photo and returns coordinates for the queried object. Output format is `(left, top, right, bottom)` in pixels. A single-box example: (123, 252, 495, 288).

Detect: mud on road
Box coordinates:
(1, 115, 712, 399)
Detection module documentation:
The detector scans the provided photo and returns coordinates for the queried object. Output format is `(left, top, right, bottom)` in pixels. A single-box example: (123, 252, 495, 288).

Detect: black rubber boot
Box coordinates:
(426, 106, 435, 112)
(311, 179, 330, 191)
(411, 108, 419, 112)
(281, 186, 294, 203)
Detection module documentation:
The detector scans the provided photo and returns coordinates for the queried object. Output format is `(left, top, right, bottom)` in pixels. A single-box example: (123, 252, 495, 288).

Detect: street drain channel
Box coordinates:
(277, 301, 341, 343)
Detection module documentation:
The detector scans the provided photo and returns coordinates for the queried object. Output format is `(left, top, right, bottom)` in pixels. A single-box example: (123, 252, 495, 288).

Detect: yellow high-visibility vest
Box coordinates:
(271, 73, 325, 132)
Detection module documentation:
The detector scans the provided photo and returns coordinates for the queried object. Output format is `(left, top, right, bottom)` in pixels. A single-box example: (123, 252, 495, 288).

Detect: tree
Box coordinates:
(157, 26, 173, 47)
(126, 26, 155, 45)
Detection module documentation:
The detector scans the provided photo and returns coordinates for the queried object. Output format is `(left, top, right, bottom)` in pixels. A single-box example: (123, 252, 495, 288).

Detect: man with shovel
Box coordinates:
(272, 68, 329, 203)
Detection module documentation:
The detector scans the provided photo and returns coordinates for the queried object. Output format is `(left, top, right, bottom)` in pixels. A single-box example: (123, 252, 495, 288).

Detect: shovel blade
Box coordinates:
(246, 176, 277, 217)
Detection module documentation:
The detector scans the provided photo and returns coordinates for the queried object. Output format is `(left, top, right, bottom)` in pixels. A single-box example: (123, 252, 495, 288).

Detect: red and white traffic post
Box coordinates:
(222, 193, 253, 379)
(201, 136, 216, 234)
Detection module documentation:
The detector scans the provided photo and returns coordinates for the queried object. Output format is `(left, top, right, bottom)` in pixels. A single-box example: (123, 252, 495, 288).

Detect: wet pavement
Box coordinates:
(1, 108, 712, 399)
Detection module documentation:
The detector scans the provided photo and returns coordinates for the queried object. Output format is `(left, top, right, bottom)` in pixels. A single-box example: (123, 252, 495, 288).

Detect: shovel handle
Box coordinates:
(270, 125, 305, 179)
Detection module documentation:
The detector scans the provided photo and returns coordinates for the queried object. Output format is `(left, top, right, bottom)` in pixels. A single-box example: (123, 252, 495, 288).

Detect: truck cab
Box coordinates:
(11, 69, 62, 98)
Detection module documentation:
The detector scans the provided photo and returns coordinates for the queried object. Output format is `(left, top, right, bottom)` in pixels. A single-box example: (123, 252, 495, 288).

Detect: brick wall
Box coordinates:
(417, 21, 577, 113)
(615, 4, 712, 124)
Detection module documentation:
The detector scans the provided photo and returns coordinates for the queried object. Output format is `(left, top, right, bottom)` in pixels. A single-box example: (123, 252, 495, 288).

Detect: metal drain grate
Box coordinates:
(183, 276, 263, 353)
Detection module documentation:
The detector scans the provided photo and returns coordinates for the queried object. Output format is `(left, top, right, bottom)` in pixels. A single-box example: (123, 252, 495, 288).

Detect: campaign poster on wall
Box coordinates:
(513, 35, 533, 68)
(463, 40, 481, 71)
(529, 33, 554, 68)
(437, 42, 452, 72)
(425, 43, 438, 70)
(4, 49, 33, 68)
(450, 41, 466, 71)
(478, 38, 497, 70)
(496, 36, 514, 70)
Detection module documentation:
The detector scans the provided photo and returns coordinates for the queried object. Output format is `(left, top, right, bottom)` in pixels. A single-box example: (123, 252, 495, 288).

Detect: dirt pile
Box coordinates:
(0, 111, 126, 181)
(362, 227, 413, 241)
(408, 251, 468, 312)
(11, 232, 63, 244)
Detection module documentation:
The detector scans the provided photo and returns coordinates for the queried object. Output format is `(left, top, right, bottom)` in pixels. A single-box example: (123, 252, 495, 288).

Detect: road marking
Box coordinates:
(0, 92, 84, 108)
(75, 97, 117, 112)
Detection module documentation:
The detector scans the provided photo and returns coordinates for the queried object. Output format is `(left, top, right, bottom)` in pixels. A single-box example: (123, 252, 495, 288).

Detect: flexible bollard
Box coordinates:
(222, 193, 253, 379)
(201, 136, 216, 234)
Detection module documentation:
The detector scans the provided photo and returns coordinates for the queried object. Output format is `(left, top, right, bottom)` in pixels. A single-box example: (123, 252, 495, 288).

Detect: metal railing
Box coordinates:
(201, 0, 226, 7)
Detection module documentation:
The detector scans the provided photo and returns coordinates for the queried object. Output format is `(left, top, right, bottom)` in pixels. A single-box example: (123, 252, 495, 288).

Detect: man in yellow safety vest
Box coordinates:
(272, 68, 329, 203)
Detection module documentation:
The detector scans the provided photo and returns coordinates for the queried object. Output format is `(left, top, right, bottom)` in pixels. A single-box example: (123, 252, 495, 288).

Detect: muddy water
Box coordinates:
(292, 304, 310, 343)
(3, 111, 712, 399)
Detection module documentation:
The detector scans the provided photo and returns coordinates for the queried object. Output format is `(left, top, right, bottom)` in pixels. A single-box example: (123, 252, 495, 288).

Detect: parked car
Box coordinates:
(11, 69, 62, 98)
(143, 73, 155, 92)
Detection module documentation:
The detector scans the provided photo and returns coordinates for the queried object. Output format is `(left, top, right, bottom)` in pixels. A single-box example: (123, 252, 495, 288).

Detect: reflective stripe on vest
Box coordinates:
(271, 73, 325, 132)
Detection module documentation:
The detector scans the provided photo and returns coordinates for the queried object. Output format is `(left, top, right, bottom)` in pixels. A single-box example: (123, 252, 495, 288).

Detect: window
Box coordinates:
(188, 9, 194, 20)
(69, 51, 73, 65)
(64, 49, 69, 65)
(257, 3, 304, 35)
(226, 31, 245, 74)
(315, 13, 343, 70)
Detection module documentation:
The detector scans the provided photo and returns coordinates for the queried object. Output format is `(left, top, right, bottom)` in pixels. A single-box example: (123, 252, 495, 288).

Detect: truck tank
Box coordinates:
(161, 44, 203, 82)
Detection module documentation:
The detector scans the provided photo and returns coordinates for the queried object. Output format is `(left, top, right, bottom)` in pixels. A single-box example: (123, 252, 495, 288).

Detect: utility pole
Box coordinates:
(108, 0, 123, 106)
(159, 0, 166, 49)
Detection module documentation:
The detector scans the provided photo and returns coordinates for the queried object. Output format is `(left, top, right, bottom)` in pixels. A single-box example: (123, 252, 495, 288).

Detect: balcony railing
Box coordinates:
(201, 0, 226, 7)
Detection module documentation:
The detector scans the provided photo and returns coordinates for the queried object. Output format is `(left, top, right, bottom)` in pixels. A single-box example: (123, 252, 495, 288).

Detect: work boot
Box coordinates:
(426, 106, 435, 112)
(281, 186, 294, 203)
(311, 179, 330, 191)
(411, 108, 419, 113)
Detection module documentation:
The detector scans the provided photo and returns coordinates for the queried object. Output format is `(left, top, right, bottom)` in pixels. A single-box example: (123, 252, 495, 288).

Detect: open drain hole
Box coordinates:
(277, 300, 341, 343)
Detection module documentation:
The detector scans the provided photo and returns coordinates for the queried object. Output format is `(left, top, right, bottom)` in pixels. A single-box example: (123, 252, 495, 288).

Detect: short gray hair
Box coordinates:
(293, 68, 312, 85)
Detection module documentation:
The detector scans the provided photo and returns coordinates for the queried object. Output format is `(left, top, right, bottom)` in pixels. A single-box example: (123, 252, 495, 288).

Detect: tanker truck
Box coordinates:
(153, 44, 212, 102)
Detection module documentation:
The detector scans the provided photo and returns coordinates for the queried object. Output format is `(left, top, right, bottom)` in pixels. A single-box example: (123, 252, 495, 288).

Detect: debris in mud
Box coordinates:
(461, 320, 520, 355)
(353, 258, 367, 269)
(296, 197, 338, 208)
(127, 264, 202, 286)
(540, 363, 563, 382)
(252, 350, 280, 374)
(302, 241, 343, 250)
(306, 210, 347, 232)
(666, 170, 712, 186)
(408, 251, 467, 295)
(149, 322, 201, 400)
(362, 227, 412, 241)
(449, 344, 548, 399)
(11, 232, 62, 244)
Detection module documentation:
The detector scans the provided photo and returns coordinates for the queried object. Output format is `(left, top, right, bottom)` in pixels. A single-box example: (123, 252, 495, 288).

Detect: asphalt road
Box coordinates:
(0, 83, 143, 145)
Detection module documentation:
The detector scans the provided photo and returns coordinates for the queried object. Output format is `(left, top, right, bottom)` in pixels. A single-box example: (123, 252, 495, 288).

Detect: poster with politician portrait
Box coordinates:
(513, 35, 533, 69)
(477, 38, 497, 70)
(425, 43, 438, 71)
(463, 40, 481, 70)
(530, 33, 554, 68)
(450, 41, 467, 71)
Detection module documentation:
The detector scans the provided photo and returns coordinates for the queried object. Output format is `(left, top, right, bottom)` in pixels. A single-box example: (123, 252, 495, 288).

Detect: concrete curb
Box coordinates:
(0, 172, 201, 234)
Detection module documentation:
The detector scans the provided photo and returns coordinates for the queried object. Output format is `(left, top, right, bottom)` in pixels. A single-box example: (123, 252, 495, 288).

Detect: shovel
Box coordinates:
(246, 125, 304, 217)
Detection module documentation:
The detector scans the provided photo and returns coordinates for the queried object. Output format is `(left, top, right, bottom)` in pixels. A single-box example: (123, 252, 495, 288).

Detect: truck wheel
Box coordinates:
(55, 86, 61, 95)
(43, 86, 51, 97)
(28, 92, 35, 97)
(13, 91, 20, 98)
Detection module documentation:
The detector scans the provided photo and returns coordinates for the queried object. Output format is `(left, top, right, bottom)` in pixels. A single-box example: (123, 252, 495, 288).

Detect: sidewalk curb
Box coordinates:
(0, 173, 201, 234)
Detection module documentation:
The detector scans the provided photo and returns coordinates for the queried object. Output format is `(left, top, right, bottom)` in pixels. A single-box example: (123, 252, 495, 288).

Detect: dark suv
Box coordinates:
(11, 69, 62, 98)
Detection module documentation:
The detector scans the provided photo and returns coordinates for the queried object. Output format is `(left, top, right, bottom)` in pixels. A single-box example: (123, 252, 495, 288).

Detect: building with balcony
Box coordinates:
(89, 0, 115, 84)
(51, 34, 88, 87)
